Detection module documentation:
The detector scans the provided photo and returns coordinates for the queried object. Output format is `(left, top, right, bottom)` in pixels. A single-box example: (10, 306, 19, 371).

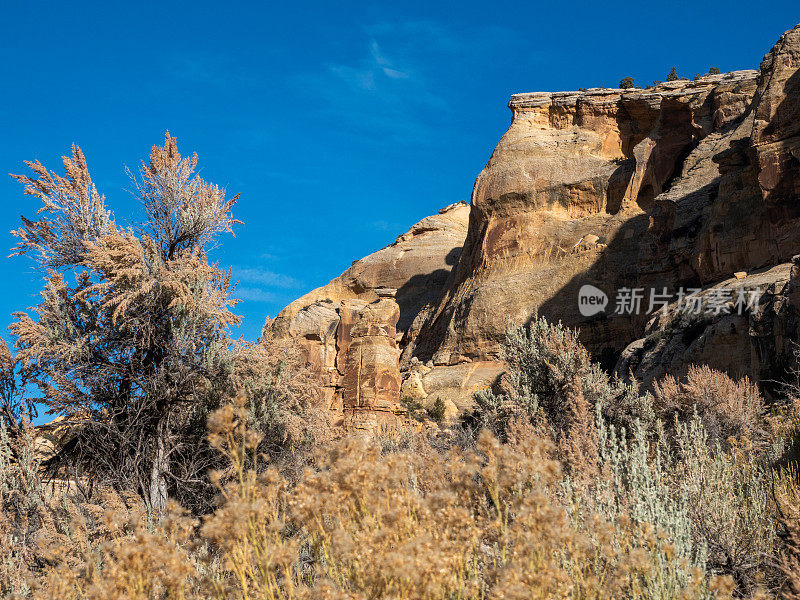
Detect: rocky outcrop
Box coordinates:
(614, 24, 800, 391)
(407, 25, 800, 389)
(406, 71, 762, 370)
(273, 24, 800, 424)
(270, 202, 470, 426)
(752, 24, 800, 206)
(400, 360, 504, 415)
(339, 299, 406, 432)
(273, 201, 469, 336)
(614, 262, 797, 394)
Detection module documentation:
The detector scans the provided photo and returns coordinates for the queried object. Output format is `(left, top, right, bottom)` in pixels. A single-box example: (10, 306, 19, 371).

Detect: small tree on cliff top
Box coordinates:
(667, 67, 679, 81)
(10, 133, 242, 513)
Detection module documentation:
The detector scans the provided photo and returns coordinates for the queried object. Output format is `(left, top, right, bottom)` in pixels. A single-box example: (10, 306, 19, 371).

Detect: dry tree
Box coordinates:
(8, 133, 245, 514)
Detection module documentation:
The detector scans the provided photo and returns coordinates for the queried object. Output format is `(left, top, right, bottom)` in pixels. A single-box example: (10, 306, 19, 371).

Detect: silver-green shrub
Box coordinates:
(473, 317, 654, 438)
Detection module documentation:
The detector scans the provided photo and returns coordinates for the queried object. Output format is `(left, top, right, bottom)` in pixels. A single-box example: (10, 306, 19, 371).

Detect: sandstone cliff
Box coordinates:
(408, 24, 800, 393)
(270, 202, 470, 424)
(408, 70, 761, 369)
(273, 24, 800, 427)
(614, 24, 800, 393)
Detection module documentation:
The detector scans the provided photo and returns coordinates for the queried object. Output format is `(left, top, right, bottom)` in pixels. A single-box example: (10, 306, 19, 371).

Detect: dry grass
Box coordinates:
(653, 364, 764, 446)
(1, 316, 798, 599)
(0, 400, 745, 600)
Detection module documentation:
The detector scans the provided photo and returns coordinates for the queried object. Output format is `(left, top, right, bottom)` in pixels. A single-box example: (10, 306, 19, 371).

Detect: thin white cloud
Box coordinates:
(297, 22, 453, 143)
(370, 219, 401, 233)
(234, 287, 279, 303)
(368, 39, 409, 79)
(381, 67, 409, 80)
(297, 20, 527, 145)
(327, 38, 421, 96)
(234, 267, 303, 289)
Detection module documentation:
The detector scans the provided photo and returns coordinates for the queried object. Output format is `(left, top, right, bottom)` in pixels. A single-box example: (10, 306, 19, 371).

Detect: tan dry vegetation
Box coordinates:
(0, 401, 744, 600)
(0, 377, 789, 600)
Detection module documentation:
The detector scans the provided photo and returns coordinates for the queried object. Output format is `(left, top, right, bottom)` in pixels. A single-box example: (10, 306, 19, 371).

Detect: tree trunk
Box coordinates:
(149, 418, 168, 515)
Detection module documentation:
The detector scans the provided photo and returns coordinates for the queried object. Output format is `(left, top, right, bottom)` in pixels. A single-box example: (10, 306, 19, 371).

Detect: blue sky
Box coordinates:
(1, 1, 798, 343)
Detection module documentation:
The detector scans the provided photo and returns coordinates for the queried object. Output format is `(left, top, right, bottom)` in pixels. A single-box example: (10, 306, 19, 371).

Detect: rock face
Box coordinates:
(407, 24, 800, 386)
(400, 360, 503, 415)
(273, 201, 469, 336)
(613, 263, 797, 394)
(407, 70, 762, 369)
(339, 299, 405, 432)
(614, 24, 800, 391)
(752, 25, 800, 206)
(273, 23, 800, 425)
(270, 202, 471, 425)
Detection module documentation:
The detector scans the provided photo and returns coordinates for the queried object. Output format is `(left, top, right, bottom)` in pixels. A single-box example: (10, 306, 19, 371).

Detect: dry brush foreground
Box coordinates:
(3, 319, 800, 599)
(0, 397, 752, 599)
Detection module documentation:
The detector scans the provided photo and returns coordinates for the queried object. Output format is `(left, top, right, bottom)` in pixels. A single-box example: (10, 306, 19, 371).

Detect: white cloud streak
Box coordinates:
(233, 267, 303, 289)
(234, 287, 279, 303)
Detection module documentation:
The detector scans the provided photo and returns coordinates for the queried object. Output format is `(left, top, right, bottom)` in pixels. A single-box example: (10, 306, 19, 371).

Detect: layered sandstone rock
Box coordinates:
(406, 70, 762, 369)
(614, 24, 800, 391)
(273, 201, 469, 336)
(340, 299, 406, 432)
(614, 262, 796, 393)
(407, 25, 800, 387)
(752, 24, 800, 206)
(273, 23, 800, 423)
(400, 360, 504, 415)
(270, 202, 470, 426)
